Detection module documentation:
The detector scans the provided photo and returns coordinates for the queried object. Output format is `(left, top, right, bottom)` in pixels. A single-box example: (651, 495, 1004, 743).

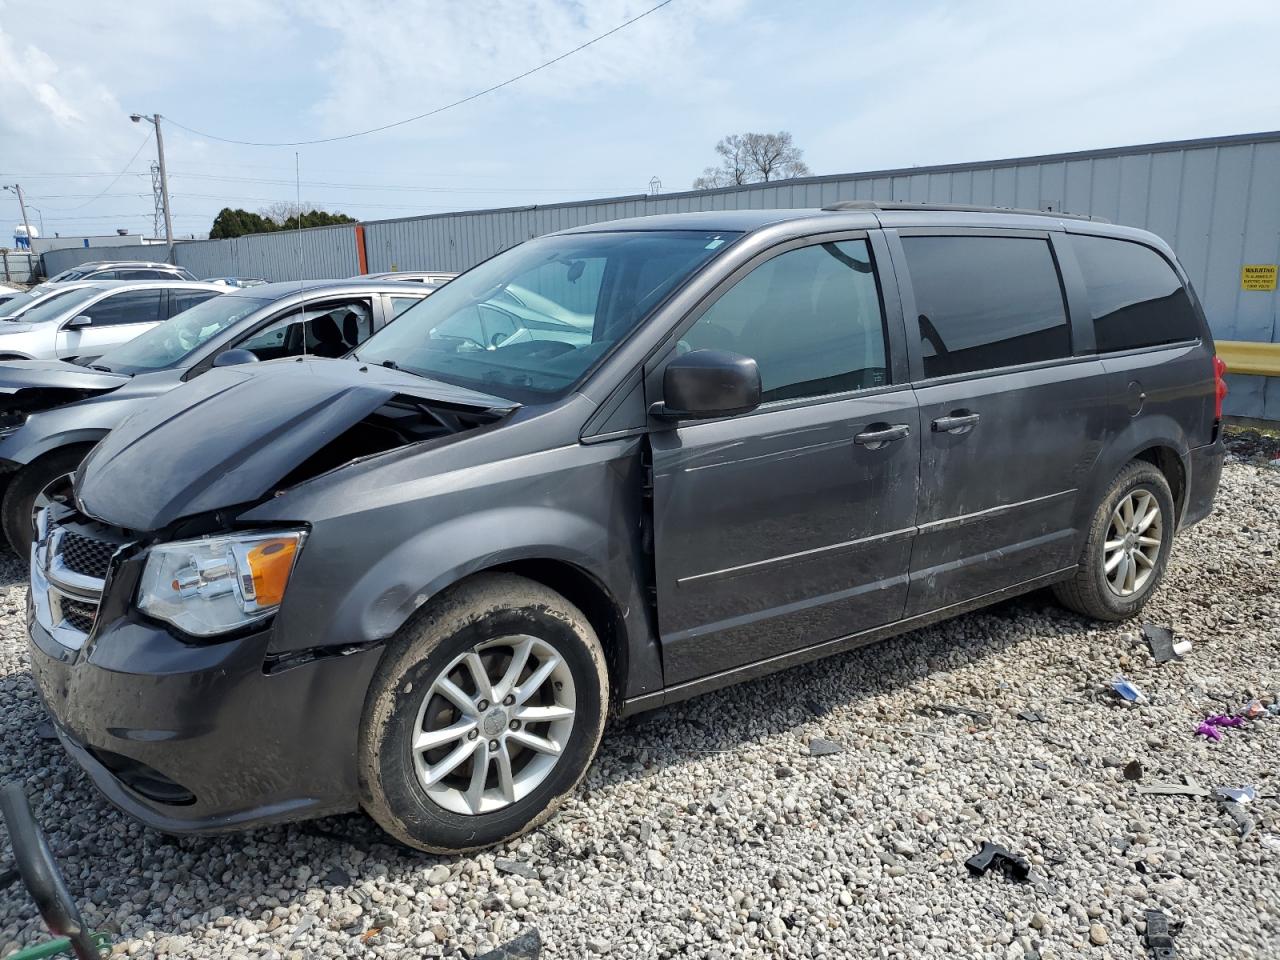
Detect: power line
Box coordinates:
(42, 134, 154, 211)
(163, 0, 677, 147)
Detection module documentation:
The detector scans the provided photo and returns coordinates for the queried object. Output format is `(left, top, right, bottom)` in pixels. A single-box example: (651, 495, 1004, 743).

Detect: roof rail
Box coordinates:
(820, 200, 1108, 223)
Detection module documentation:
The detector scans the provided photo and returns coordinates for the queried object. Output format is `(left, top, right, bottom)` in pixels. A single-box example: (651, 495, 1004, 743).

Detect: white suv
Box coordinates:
(0, 280, 225, 361)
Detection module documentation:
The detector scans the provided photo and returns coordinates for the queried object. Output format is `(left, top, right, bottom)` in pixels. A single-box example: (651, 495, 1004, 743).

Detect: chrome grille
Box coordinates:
(32, 513, 133, 651)
(57, 531, 115, 580)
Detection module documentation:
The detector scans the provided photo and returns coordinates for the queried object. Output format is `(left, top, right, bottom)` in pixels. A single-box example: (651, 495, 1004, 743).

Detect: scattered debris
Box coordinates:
(1138, 782, 1210, 798)
(473, 928, 542, 960)
(322, 867, 351, 887)
(804, 699, 829, 718)
(1172, 639, 1193, 657)
(1123, 760, 1144, 781)
(1242, 699, 1265, 719)
(1016, 710, 1047, 723)
(1260, 835, 1280, 852)
(1143, 910, 1178, 959)
(1205, 714, 1246, 729)
(1112, 678, 1144, 702)
(1195, 722, 1223, 742)
(964, 841, 1031, 882)
(495, 859, 540, 880)
(34, 720, 57, 742)
(808, 737, 842, 757)
(1142, 623, 1178, 663)
(920, 704, 993, 726)
(1213, 786, 1257, 805)
(1219, 801, 1256, 839)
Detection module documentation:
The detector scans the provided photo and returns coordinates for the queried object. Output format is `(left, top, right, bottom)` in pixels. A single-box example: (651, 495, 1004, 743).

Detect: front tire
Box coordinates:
(1, 445, 93, 554)
(1053, 460, 1175, 621)
(358, 573, 608, 853)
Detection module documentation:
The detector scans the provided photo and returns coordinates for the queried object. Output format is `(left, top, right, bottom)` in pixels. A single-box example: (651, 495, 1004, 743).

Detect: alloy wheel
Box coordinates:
(1103, 489, 1163, 597)
(411, 634, 576, 816)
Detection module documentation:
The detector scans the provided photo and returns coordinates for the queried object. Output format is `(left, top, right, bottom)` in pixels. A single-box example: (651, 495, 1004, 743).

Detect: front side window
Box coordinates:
(355, 230, 740, 401)
(1070, 235, 1200, 352)
(902, 235, 1071, 378)
(14, 287, 99, 324)
(681, 239, 888, 402)
(93, 296, 272, 374)
(239, 298, 374, 360)
(82, 289, 164, 326)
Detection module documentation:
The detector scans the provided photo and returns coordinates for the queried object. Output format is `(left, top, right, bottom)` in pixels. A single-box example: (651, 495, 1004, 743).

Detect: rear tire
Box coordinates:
(358, 573, 608, 853)
(1, 445, 92, 555)
(1053, 460, 1175, 621)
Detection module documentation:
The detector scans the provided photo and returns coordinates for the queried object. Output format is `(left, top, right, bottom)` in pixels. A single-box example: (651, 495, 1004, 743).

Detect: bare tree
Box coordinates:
(692, 132, 811, 189)
(260, 201, 313, 226)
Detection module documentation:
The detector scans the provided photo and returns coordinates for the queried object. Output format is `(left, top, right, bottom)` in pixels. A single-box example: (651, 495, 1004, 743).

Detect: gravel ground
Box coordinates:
(2, 458, 1278, 959)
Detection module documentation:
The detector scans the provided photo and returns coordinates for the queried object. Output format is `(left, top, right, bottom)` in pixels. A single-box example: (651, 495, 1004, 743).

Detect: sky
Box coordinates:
(2, 0, 1279, 240)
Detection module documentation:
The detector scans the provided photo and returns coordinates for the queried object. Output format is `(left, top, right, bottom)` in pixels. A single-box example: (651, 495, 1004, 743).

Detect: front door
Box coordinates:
(650, 235, 920, 686)
(890, 230, 1110, 616)
(56, 288, 165, 360)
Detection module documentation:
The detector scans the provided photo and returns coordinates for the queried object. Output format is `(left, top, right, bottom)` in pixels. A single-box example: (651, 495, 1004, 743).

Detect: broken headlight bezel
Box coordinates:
(136, 529, 307, 637)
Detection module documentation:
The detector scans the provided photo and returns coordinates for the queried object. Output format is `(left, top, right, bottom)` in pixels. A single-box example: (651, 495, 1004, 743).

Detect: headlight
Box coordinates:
(137, 530, 306, 637)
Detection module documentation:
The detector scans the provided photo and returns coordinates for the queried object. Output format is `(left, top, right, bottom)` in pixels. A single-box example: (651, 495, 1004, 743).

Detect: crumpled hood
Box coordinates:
(0, 359, 130, 394)
(76, 357, 515, 531)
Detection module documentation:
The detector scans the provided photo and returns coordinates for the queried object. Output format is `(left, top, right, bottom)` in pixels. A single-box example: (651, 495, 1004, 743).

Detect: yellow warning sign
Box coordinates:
(1241, 264, 1278, 291)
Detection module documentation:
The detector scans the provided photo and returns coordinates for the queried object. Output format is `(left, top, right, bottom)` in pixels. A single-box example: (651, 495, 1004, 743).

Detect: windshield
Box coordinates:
(0, 290, 47, 317)
(355, 230, 739, 401)
(7, 287, 99, 324)
(96, 295, 272, 374)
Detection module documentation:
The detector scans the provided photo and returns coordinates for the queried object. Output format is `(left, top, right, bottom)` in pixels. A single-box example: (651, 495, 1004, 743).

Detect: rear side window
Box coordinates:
(169, 290, 219, 317)
(682, 239, 888, 402)
(902, 236, 1070, 378)
(83, 289, 164, 326)
(1070, 235, 1200, 352)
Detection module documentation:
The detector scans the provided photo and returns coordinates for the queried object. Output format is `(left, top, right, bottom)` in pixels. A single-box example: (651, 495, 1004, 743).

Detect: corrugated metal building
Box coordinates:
(41, 130, 1280, 418)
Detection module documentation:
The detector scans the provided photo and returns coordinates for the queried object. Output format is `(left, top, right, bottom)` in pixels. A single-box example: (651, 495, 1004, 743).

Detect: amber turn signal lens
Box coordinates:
(246, 537, 299, 607)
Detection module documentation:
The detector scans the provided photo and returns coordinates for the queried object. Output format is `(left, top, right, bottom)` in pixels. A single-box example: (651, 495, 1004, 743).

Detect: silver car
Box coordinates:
(35, 261, 196, 292)
(0, 280, 225, 362)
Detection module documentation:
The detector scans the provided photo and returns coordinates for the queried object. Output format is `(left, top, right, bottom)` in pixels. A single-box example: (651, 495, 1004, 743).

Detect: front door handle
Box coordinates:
(931, 411, 980, 434)
(854, 423, 911, 448)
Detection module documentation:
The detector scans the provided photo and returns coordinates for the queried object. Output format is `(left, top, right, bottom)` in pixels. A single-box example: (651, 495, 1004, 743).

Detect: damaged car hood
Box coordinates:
(76, 357, 516, 531)
(0, 359, 130, 394)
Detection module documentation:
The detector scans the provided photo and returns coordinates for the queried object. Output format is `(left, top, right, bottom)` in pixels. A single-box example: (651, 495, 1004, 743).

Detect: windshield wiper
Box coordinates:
(380, 359, 401, 370)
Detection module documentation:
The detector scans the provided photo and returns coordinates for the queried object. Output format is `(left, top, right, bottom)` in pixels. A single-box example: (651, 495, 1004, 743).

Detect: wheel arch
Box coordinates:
(1131, 444, 1187, 523)
(483, 558, 631, 711)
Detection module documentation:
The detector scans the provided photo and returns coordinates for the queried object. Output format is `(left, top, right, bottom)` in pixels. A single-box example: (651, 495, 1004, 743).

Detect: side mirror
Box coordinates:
(652, 349, 762, 421)
(63, 315, 92, 329)
(212, 348, 260, 368)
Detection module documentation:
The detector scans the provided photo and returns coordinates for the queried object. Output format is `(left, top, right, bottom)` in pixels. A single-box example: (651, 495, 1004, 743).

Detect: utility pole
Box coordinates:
(4, 184, 34, 251)
(130, 113, 174, 256)
(150, 163, 164, 239)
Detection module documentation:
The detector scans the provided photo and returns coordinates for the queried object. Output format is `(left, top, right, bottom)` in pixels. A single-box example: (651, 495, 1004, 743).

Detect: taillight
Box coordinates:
(1213, 355, 1228, 420)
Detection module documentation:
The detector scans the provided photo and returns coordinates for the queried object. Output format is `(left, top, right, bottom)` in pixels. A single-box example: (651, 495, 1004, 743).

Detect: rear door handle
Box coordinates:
(854, 423, 911, 448)
(931, 411, 980, 434)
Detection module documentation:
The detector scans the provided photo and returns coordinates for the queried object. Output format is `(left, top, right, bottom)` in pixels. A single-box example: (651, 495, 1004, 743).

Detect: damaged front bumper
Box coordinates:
(26, 512, 385, 833)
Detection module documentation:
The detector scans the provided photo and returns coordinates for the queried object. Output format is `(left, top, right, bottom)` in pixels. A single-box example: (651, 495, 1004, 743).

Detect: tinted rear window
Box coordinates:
(902, 236, 1071, 378)
(1070, 235, 1200, 352)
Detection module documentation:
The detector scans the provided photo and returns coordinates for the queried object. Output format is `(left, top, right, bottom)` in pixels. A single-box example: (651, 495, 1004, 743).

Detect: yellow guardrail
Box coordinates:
(1216, 340, 1280, 378)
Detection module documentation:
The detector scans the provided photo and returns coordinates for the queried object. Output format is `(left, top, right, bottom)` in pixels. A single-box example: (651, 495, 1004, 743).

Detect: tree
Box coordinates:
(279, 209, 356, 230)
(692, 131, 812, 189)
(208, 206, 356, 239)
(209, 207, 276, 239)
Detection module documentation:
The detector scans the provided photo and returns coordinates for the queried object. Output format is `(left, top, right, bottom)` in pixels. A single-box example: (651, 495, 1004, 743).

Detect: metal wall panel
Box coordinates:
(174, 225, 359, 281)
(35, 131, 1280, 416)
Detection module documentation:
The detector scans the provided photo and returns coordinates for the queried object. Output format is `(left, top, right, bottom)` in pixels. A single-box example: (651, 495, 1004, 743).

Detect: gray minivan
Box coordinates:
(28, 203, 1225, 852)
